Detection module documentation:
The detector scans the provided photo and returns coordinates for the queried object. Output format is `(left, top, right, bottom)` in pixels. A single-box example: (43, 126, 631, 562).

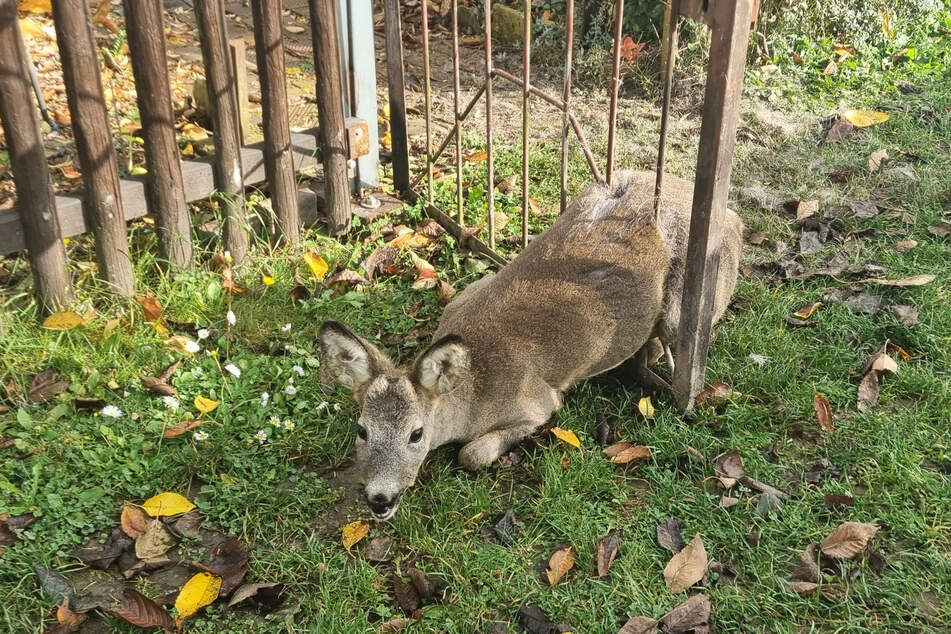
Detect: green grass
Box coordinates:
(3, 19, 951, 634)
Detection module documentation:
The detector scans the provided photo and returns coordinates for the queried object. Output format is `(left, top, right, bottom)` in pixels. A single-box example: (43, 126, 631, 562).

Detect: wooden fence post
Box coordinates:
(194, 0, 248, 266)
(0, 0, 73, 309)
(309, 0, 351, 235)
(52, 0, 134, 295)
(672, 0, 753, 409)
(250, 0, 300, 244)
(382, 0, 409, 195)
(122, 0, 193, 272)
(228, 37, 251, 144)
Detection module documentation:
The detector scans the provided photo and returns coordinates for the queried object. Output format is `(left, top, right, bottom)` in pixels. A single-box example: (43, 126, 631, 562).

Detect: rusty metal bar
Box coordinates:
(485, 0, 495, 248)
(451, 0, 463, 226)
(521, 0, 530, 247)
(654, 0, 680, 221)
(491, 68, 603, 184)
(383, 0, 410, 194)
(421, 0, 433, 204)
(560, 0, 575, 214)
(605, 0, 624, 186)
(672, 0, 753, 409)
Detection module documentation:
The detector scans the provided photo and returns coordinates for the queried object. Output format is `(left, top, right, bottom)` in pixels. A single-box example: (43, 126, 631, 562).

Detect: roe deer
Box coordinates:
(320, 170, 743, 520)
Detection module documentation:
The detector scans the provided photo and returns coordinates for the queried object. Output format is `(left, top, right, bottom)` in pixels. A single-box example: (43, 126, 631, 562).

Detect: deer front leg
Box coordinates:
(458, 420, 546, 470)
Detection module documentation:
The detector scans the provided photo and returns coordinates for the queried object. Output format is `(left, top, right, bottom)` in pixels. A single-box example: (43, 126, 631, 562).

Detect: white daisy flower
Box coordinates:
(254, 429, 267, 443)
(224, 363, 241, 378)
(100, 405, 123, 418)
(269, 415, 282, 427)
(184, 340, 201, 354)
(281, 323, 292, 332)
(193, 430, 209, 441)
(162, 396, 180, 410)
(197, 328, 210, 340)
(333, 403, 341, 412)
(283, 420, 295, 431)
(260, 392, 270, 406)
(226, 310, 236, 326)
(291, 365, 305, 377)
(284, 384, 297, 396)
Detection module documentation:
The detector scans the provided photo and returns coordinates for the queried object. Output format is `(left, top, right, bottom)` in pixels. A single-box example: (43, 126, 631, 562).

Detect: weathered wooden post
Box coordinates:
(123, 0, 193, 272)
(0, 0, 73, 309)
(382, 0, 409, 194)
(250, 0, 300, 244)
(52, 0, 134, 295)
(194, 0, 248, 266)
(309, 0, 351, 235)
(672, 0, 753, 409)
(228, 37, 251, 144)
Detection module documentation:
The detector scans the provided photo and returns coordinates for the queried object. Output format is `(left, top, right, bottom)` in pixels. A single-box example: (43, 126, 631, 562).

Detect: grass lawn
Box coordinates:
(2, 11, 951, 634)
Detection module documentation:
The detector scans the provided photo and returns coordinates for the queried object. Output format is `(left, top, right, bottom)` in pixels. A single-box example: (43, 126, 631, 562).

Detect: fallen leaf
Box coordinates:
(408, 567, 444, 600)
(794, 301, 822, 319)
(517, 604, 572, 634)
(820, 521, 879, 559)
(41, 311, 85, 330)
(551, 427, 580, 449)
(784, 580, 819, 596)
(163, 419, 203, 438)
(409, 252, 439, 289)
(596, 530, 620, 577)
(377, 616, 418, 632)
(545, 546, 574, 586)
(72, 527, 132, 570)
(226, 582, 284, 610)
(52, 597, 86, 632)
(437, 280, 456, 306)
(843, 109, 889, 127)
(695, 381, 735, 407)
(0, 512, 36, 546)
(28, 369, 68, 402)
(193, 395, 219, 413)
(109, 588, 175, 631)
(416, 218, 446, 238)
(604, 443, 651, 464)
(303, 252, 329, 280)
(200, 536, 248, 595)
(135, 519, 176, 559)
(824, 493, 855, 508)
(860, 274, 935, 287)
(928, 221, 951, 236)
(870, 350, 898, 374)
(791, 543, 820, 583)
(463, 149, 488, 162)
(325, 269, 369, 288)
(825, 118, 854, 142)
(365, 537, 392, 562)
(663, 534, 707, 593)
(891, 305, 918, 326)
(656, 517, 685, 554)
(618, 616, 658, 634)
(756, 489, 784, 516)
(164, 335, 198, 355)
(120, 506, 148, 539)
(713, 450, 745, 482)
(638, 396, 654, 418)
(141, 492, 196, 517)
(813, 393, 834, 433)
(868, 148, 889, 172)
(174, 572, 221, 625)
(390, 230, 431, 249)
(823, 59, 838, 75)
(857, 370, 879, 412)
(361, 246, 399, 281)
(895, 240, 917, 252)
(796, 200, 819, 220)
(661, 593, 711, 631)
(720, 495, 739, 508)
(284, 24, 306, 34)
(392, 576, 420, 613)
(140, 375, 177, 398)
(134, 296, 164, 323)
(73, 397, 107, 411)
(494, 509, 518, 545)
(342, 520, 370, 550)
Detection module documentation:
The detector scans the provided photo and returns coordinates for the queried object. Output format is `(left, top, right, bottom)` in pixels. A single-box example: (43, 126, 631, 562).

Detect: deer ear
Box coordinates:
(319, 321, 385, 393)
(413, 335, 470, 395)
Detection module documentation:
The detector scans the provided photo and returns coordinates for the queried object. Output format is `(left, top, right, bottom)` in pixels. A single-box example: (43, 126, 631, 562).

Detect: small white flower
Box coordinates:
(254, 429, 267, 443)
(224, 363, 241, 378)
(333, 403, 341, 412)
(226, 310, 236, 326)
(197, 328, 210, 340)
(284, 384, 297, 396)
(269, 415, 282, 427)
(283, 420, 295, 431)
(193, 430, 209, 441)
(260, 392, 270, 406)
(281, 322, 292, 332)
(100, 405, 123, 418)
(184, 340, 201, 354)
(316, 401, 328, 411)
(162, 396, 180, 410)
(291, 365, 305, 377)
(287, 376, 294, 384)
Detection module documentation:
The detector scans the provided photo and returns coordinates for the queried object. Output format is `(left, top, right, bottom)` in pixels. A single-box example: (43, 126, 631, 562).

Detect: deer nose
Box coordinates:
(367, 493, 396, 515)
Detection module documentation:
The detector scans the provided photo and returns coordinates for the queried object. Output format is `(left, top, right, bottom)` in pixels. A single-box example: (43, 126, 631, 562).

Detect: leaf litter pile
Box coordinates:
(32, 492, 285, 633)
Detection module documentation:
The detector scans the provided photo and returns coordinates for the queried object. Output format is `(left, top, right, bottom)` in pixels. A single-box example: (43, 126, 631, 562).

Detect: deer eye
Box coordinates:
(409, 428, 424, 444)
(356, 425, 368, 441)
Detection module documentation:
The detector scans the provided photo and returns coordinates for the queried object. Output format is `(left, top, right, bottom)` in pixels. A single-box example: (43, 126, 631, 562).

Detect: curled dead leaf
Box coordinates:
(545, 546, 574, 586)
(820, 521, 879, 559)
(663, 534, 707, 593)
(596, 530, 620, 577)
(813, 393, 834, 433)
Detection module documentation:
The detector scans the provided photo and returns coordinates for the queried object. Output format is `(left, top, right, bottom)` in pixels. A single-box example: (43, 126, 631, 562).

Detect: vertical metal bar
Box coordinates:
(559, 0, 575, 214)
(383, 0, 410, 194)
(521, 0, 530, 247)
(672, 0, 753, 410)
(485, 0, 495, 249)
(421, 0, 433, 204)
(347, 0, 380, 190)
(451, 0, 463, 227)
(605, 0, 624, 186)
(654, 0, 679, 221)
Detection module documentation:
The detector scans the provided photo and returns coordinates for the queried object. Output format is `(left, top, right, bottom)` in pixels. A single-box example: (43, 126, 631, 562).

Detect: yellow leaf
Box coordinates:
(180, 122, 208, 141)
(463, 149, 488, 163)
(141, 492, 196, 517)
(546, 546, 574, 585)
(551, 427, 580, 449)
(154, 321, 170, 337)
(342, 520, 369, 550)
(19, 0, 52, 14)
(164, 335, 198, 355)
(193, 395, 219, 414)
(174, 572, 221, 625)
(42, 311, 86, 331)
(638, 396, 655, 418)
(793, 302, 822, 319)
(842, 110, 889, 128)
(303, 252, 328, 281)
(881, 11, 894, 38)
(262, 275, 275, 286)
(181, 142, 195, 157)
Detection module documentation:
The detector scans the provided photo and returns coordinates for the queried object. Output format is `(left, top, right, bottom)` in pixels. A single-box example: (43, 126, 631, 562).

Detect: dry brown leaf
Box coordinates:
(796, 200, 819, 220)
(545, 546, 574, 586)
(164, 419, 203, 438)
(108, 588, 175, 631)
(825, 118, 854, 142)
(618, 616, 658, 634)
(663, 534, 707, 593)
(325, 269, 369, 288)
(135, 296, 164, 323)
(608, 444, 651, 464)
(857, 370, 879, 412)
(871, 351, 898, 374)
(135, 519, 176, 559)
(437, 280, 456, 306)
(868, 148, 888, 172)
(928, 221, 951, 236)
(820, 521, 879, 559)
(785, 580, 819, 596)
(596, 530, 619, 577)
(791, 543, 820, 583)
(120, 506, 148, 539)
(793, 301, 822, 319)
(695, 381, 736, 407)
(813, 393, 834, 433)
(895, 239, 917, 252)
(860, 274, 935, 287)
(661, 593, 711, 631)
